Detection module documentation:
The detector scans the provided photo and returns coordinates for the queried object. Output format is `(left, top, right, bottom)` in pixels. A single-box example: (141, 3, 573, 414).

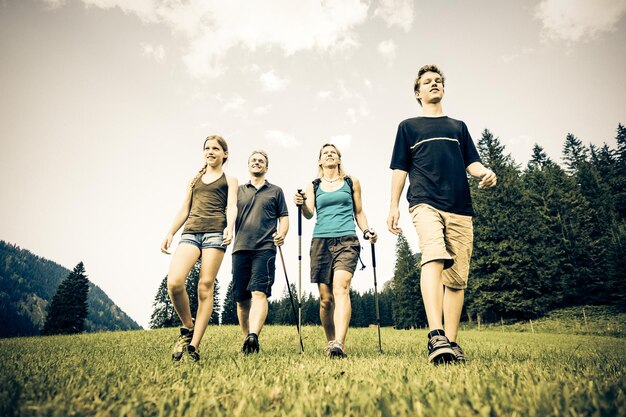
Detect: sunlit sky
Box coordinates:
(1, 0, 625, 328)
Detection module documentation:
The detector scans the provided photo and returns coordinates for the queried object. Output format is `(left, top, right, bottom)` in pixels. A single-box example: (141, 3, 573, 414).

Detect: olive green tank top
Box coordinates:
(182, 173, 228, 234)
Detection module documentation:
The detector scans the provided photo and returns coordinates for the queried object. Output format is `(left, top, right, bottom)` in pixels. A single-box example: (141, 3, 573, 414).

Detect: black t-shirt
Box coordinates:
(233, 181, 289, 253)
(389, 116, 481, 216)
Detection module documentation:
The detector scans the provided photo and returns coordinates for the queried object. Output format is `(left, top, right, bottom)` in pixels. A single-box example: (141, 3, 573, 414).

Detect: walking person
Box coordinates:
(232, 150, 289, 354)
(160, 135, 238, 362)
(294, 143, 377, 358)
(387, 65, 497, 364)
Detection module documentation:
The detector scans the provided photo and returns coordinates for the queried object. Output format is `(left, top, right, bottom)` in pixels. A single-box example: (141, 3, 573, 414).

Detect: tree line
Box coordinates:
(151, 123, 625, 329)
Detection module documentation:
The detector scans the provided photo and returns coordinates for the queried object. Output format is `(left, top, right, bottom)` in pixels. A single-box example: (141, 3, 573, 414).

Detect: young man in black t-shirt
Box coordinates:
(387, 65, 497, 364)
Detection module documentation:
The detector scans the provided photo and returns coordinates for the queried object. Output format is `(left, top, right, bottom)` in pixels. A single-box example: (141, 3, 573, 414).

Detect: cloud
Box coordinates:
(42, 0, 67, 8)
(316, 81, 370, 122)
(63, 0, 370, 78)
(260, 70, 289, 92)
(141, 43, 165, 63)
(212, 94, 246, 112)
(253, 105, 272, 115)
(265, 130, 300, 148)
(535, 0, 626, 42)
(329, 134, 352, 150)
(377, 39, 397, 67)
(317, 90, 332, 100)
(498, 47, 536, 64)
(374, 0, 414, 32)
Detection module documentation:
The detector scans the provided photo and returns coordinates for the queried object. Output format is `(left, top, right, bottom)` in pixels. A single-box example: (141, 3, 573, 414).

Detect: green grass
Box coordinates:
(464, 306, 626, 338)
(1, 325, 624, 417)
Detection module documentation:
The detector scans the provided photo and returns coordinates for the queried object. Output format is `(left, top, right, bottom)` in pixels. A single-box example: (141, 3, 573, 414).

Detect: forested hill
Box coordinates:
(0, 240, 141, 338)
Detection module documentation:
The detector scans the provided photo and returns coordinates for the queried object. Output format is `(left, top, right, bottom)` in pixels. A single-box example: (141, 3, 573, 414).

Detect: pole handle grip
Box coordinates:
(297, 189, 303, 235)
(371, 243, 376, 268)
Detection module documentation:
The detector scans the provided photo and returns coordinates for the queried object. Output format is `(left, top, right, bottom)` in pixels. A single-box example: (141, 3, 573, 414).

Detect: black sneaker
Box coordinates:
(241, 333, 260, 355)
(427, 329, 455, 365)
(172, 327, 194, 361)
(328, 341, 347, 359)
(450, 342, 466, 363)
(187, 344, 200, 362)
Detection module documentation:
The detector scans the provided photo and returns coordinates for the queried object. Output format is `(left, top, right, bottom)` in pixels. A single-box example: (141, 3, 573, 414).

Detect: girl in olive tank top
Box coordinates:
(160, 135, 238, 362)
(293, 143, 378, 359)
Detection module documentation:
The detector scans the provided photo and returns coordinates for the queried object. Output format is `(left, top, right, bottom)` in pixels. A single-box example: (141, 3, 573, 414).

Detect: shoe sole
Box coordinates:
(428, 347, 456, 365)
(329, 348, 347, 359)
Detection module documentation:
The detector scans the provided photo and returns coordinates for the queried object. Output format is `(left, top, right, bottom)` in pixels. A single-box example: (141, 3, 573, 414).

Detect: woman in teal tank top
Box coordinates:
(160, 135, 238, 362)
(293, 143, 378, 358)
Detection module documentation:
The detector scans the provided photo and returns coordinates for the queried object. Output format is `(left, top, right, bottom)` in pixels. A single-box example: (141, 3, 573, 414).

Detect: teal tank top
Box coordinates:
(313, 181, 356, 238)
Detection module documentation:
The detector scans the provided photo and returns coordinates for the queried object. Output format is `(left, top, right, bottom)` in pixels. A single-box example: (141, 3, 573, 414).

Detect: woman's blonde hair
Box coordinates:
(190, 135, 229, 190)
(317, 143, 346, 178)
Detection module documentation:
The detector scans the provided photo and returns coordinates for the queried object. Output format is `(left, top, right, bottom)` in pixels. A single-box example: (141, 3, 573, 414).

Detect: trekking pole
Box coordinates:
(365, 229, 382, 353)
(297, 189, 304, 353)
(277, 246, 304, 352)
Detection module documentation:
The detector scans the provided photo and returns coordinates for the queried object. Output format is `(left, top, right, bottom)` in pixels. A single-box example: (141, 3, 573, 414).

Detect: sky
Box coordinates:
(1, 0, 625, 329)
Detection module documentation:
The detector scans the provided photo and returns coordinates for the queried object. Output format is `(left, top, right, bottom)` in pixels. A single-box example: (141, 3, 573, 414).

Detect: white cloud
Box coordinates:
(253, 105, 272, 115)
(317, 90, 332, 100)
(374, 0, 414, 32)
(265, 130, 300, 148)
(212, 94, 246, 113)
(141, 42, 165, 63)
(260, 70, 289, 92)
(63, 0, 370, 78)
(329, 134, 352, 150)
(317, 81, 370, 123)
(377, 39, 397, 67)
(498, 47, 536, 65)
(535, 0, 626, 42)
(81, 0, 159, 22)
(42, 0, 67, 9)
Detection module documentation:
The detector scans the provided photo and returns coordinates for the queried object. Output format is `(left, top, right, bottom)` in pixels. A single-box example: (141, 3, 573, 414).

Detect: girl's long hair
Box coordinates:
(190, 135, 229, 190)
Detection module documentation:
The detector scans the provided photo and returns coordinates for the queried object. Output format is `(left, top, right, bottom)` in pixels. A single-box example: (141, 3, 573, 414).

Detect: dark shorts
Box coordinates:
(232, 249, 276, 302)
(310, 235, 360, 285)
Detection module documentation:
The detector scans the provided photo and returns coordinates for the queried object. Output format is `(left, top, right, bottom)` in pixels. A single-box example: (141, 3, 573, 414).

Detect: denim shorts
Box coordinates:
(180, 232, 225, 251)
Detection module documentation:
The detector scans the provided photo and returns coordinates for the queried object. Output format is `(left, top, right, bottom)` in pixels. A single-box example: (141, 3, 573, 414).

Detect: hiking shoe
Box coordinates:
(450, 342, 466, 363)
(324, 340, 335, 357)
(427, 329, 455, 365)
(241, 333, 260, 355)
(328, 341, 347, 359)
(187, 345, 200, 362)
(172, 327, 194, 361)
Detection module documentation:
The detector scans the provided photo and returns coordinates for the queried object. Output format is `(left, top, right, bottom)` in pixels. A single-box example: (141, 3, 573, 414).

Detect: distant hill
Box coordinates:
(0, 240, 141, 338)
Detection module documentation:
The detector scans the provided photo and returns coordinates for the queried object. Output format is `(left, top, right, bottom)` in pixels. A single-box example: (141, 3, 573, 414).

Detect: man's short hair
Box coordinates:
(249, 150, 269, 167)
(414, 64, 446, 106)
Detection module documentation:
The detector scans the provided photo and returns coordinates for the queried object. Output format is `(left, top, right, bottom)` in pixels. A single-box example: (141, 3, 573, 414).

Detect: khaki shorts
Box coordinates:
(410, 204, 473, 289)
(310, 235, 361, 285)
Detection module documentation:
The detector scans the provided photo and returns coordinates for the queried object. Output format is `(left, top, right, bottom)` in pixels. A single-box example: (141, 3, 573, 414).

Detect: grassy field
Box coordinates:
(1, 321, 624, 417)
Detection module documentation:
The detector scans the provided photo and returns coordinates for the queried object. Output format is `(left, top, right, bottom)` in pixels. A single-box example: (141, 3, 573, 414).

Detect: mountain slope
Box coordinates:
(0, 240, 141, 337)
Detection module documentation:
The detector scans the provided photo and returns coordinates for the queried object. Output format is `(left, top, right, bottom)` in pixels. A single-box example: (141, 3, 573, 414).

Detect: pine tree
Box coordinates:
(42, 262, 90, 335)
(221, 279, 238, 325)
(149, 276, 178, 329)
(562, 133, 588, 175)
(209, 278, 220, 325)
(149, 261, 222, 328)
(391, 234, 424, 329)
(468, 130, 542, 320)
